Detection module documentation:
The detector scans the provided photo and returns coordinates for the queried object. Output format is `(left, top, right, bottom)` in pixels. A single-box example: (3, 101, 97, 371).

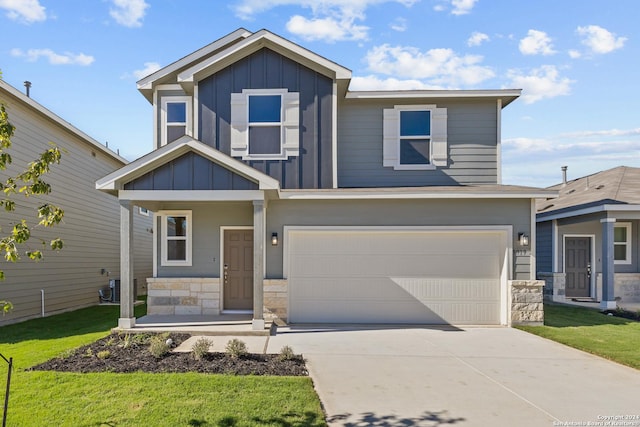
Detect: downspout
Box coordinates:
(40, 289, 45, 317)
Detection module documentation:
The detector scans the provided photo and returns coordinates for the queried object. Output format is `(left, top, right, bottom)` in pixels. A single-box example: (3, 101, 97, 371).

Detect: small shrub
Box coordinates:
(97, 350, 111, 360)
(104, 336, 115, 347)
(225, 338, 248, 359)
(192, 337, 212, 361)
(83, 348, 93, 358)
(278, 345, 295, 361)
(148, 335, 170, 358)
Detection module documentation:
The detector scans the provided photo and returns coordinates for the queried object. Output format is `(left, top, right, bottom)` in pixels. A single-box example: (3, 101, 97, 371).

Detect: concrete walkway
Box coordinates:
(264, 326, 640, 427)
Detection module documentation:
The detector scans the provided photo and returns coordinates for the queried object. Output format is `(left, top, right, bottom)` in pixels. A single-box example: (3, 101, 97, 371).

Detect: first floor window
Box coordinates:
(614, 222, 631, 264)
(160, 211, 192, 266)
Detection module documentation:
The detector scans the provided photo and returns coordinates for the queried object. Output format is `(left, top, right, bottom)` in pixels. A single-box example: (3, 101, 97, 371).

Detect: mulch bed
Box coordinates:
(29, 332, 308, 376)
(602, 308, 640, 322)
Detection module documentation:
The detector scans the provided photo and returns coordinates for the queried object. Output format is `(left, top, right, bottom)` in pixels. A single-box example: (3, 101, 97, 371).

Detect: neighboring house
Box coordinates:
(537, 166, 640, 308)
(97, 28, 555, 330)
(0, 80, 153, 326)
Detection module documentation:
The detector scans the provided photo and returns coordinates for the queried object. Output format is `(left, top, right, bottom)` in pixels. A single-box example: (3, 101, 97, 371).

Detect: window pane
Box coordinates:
(400, 139, 430, 165)
(249, 95, 281, 123)
(614, 227, 627, 242)
(400, 110, 430, 136)
(614, 244, 627, 261)
(167, 102, 186, 123)
(167, 126, 186, 143)
(167, 240, 186, 261)
(249, 126, 281, 155)
(167, 216, 187, 237)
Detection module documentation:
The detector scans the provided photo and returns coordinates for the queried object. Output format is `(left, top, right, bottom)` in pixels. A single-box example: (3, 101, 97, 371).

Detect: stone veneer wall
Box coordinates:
(510, 280, 544, 326)
(147, 278, 221, 315)
(264, 279, 288, 322)
(537, 272, 566, 302)
(596, 273, 640, 303)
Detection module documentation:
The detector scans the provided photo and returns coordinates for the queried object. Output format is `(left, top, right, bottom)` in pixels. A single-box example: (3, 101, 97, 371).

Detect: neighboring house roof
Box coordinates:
(0, 80, 127, 164)
(96, 135, 280, 194)
(536, 166, 640, 220)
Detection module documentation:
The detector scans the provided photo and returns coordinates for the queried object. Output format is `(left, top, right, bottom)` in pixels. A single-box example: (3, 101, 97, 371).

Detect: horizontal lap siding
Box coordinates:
(198, 48, 333, 189)
(338, 99, 498, 187)
(0, 93, 153, 325)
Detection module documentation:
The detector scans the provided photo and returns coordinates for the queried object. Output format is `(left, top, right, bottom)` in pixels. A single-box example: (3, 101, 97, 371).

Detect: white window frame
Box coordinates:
(160, 210, 192, 267)
(230, 88, 300, 160)
(160, 96, 192, 146)
(138, 207, 150, 216)
(383, 104, 448, 170)
(614, 222, 632, 265)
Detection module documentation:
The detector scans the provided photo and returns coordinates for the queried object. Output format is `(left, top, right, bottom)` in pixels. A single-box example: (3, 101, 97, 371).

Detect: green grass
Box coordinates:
(0, 303, 325, 426)
(516, 303, 640, 370)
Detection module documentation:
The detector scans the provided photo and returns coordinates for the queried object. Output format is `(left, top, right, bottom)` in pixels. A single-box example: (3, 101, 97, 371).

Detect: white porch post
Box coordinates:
(600, 218, 616, 310)
(252, 200, 265, 330)
(118, 200, 136, 328)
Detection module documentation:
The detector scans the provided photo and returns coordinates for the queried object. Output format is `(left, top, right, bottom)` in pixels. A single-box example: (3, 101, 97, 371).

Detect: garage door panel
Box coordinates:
(288, 229, 505, 325)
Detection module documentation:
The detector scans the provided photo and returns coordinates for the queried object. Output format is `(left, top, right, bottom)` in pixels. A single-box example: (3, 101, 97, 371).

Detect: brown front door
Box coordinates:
(565, 237, 591, 298)
(223, 229, 253, 310)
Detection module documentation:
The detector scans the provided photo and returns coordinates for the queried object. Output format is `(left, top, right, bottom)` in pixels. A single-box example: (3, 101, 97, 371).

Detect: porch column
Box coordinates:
(118, 200, 136, 328)
(252, 200, 265, 330)
(600, 218, 616, 310)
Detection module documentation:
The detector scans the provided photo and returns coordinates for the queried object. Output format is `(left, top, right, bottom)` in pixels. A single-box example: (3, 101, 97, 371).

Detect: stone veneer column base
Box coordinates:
(510, 280, 544, 326)
(147, 278, 221, 315)
(263, 279, 288, 323)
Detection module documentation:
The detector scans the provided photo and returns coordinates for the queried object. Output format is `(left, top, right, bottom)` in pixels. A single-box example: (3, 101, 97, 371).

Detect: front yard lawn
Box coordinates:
(516, 303, 640, 370)
(0, 304, 325, 426)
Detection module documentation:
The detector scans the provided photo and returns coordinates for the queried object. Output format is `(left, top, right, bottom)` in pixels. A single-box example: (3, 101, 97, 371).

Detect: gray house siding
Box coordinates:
(198, 47, 334, 189)
(155, 202, 253, 277)
(536, 220, 553, 273)
(337, 99, 498, 187)
(124, 152, 258, 190)
(265, 198, 531, 279)
(0, 89, 153, 325)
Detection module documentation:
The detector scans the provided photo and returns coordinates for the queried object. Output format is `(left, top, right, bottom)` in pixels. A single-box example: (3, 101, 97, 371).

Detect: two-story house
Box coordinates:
(97, 28, 555, 330)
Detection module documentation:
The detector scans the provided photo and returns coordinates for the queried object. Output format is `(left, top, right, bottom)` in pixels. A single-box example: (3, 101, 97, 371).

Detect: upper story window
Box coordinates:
(230, 89, 300, 160)
(161, 97, 192, 146)
(614, 222, 632, 265)
(383, 105, 448, 170)
(160, 210, 192, 266)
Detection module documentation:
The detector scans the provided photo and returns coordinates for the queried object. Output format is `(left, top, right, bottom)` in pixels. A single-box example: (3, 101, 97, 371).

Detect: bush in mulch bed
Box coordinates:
(29, 332, 308, 376)
(602, 307, 640, 322)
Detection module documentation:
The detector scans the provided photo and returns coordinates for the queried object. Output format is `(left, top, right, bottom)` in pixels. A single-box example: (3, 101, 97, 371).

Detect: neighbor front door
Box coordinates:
(565, 237, 591, 298)
(223, 229, 253, 310)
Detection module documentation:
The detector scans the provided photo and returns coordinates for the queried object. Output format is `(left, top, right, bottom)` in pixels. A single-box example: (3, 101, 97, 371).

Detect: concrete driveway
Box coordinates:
(267, 326, 640, 427)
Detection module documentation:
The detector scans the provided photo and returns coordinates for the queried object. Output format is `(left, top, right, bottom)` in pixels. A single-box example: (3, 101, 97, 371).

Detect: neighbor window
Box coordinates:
(230, 89, 299, 160)
(383, 105, 448, 170)
(161, 97, 191, 146)
(160, 211, 192, 266)
(614, 222, 631, 265)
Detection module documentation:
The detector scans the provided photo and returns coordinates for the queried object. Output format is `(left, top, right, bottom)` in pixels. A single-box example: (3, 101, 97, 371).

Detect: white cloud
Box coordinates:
(110, 0, 149, 28)
(568, 49, 581, 59)
(577, 25, 626, 54)
(467, 31, 489, 47)
(232, 0, 417, 41)
(133, 62, 161, 80)
(286, 14, 368, 42)
(10, 48, 94, 66)
(560, 128, 640, 138)
(450, 0, 478, 15)
(390, 17, 407, 32)
(506, 65, 573, 104)
(350, 75, 445, 90)
(519, 29, 556, 55)
(0, 0, 46, 23)
(365, 44, 495, 87)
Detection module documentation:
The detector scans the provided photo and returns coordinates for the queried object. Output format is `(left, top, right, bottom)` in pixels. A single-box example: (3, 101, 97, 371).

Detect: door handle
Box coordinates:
(587, 263, 592, 278)
(223, 264, 228, 282)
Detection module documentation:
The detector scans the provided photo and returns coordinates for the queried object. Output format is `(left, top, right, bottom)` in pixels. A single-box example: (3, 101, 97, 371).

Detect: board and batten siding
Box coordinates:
(337, 98, 499, 187)
(536, 220, 553, 273)
(198, 47, 334, 189)
(0, 89, 153, 325)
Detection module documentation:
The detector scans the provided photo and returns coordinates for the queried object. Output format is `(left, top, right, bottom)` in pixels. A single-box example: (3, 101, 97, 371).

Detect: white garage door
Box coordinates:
(287, 228, 507, 325)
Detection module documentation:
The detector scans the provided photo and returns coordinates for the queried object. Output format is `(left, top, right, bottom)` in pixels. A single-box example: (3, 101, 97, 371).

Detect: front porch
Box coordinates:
(120, 313, 274, 336)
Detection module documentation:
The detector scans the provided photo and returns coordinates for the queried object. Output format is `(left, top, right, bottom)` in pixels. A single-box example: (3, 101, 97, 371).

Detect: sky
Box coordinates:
(1, 0, 638, 188)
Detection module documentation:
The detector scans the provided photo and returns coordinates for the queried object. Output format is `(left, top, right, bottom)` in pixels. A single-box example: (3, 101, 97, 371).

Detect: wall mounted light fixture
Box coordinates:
(271, 232, 279, 246)
(518, 233, 529, 246)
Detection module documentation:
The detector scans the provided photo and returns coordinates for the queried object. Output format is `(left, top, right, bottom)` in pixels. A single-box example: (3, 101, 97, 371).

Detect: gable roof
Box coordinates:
(536, 166, 640, 218)
(0, 80, 127, 164)
(96, 135, 280, 194)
